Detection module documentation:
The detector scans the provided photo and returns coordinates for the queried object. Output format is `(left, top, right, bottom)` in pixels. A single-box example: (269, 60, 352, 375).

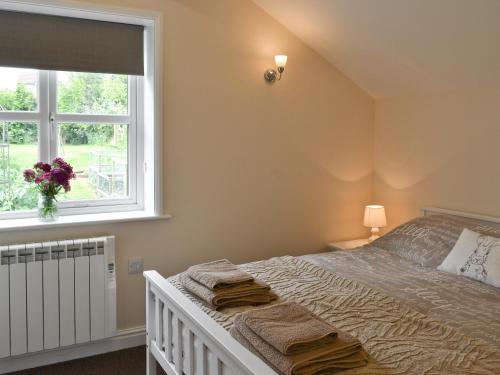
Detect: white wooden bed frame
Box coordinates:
(144, 207, 500, 375)
(143, 271, 277, 375)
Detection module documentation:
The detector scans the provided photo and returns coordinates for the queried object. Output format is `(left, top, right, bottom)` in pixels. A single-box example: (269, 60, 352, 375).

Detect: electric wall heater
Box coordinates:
(0, 236, 116, 359)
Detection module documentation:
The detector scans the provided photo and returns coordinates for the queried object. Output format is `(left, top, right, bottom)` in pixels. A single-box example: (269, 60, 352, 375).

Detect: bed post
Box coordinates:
(145, 279, 157, 375)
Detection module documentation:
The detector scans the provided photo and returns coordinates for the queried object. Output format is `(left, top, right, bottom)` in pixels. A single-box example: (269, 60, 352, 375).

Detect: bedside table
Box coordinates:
(328, 239, 369, 251)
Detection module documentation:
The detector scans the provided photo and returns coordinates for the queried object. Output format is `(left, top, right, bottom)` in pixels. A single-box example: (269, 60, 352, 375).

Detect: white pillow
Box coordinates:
(438, 228, 500, 288)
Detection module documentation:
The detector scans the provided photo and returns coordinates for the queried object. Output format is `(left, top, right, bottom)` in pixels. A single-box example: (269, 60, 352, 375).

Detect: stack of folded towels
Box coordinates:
(230, 302, 368, 375)
(180, 259, 277, 309)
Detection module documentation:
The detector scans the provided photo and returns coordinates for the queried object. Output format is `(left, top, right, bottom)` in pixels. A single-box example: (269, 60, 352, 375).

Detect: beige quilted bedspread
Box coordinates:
(171, 256, 500, 374)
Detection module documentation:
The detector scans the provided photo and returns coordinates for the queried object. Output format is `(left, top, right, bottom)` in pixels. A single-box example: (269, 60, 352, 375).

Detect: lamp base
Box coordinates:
(367, 227, 380, 243)
(264, 69, 277, 83)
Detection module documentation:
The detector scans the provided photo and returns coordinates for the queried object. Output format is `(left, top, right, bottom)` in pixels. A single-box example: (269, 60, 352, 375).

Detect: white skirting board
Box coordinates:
(0, 326, 146, 374)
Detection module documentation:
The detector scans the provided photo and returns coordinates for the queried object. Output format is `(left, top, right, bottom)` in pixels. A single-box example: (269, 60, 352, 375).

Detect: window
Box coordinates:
(0, 5, 161, 223)
(0, 67, 141, 217)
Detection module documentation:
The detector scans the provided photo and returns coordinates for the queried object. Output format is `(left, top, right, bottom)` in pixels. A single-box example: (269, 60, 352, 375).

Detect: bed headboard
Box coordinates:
(421, 207, 500, 224)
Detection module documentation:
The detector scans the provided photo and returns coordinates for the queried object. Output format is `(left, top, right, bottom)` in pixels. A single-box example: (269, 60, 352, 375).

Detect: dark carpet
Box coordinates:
(9, 346, 166, 375)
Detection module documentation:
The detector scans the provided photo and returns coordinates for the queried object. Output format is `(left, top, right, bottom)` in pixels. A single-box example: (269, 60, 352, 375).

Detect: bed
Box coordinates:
(143, 208, 500, 375)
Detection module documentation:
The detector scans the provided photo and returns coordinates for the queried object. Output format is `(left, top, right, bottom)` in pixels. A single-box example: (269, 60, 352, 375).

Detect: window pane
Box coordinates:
(0, 122, 39, 212)
(57, 72, 128, 115)
(0, 68, 38, 112)
(58, 123, 128, 200)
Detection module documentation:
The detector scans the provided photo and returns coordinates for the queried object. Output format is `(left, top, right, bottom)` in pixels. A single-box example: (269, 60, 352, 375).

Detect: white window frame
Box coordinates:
(0, 71, 141, 218)
(0, 0, 163, 222)
(48, 72, 142, 213)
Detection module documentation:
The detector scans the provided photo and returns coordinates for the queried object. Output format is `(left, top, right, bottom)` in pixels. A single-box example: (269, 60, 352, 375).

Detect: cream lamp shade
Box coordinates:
(363, 205, 387, 242)
(275, 55, 288, 68)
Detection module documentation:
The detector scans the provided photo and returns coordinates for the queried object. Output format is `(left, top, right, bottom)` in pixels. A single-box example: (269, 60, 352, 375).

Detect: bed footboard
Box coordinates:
(144, 271, 277, 375)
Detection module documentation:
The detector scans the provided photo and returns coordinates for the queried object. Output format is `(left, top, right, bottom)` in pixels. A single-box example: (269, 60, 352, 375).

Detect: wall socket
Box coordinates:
(128, 257, 144, 275)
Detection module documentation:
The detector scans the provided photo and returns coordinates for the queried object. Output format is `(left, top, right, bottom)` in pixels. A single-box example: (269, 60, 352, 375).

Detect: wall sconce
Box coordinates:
(264, 55, 288, 83)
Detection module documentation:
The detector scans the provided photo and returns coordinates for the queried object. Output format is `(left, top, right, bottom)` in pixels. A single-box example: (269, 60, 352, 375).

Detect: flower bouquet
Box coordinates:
(23, 157, 76, 222)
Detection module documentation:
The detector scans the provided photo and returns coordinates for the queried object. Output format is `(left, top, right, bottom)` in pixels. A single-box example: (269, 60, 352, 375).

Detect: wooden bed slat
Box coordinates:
(175, 318, 183, 374)
(166, 308, 173, 363)
(217, 358, 223, 375)
(155, 298, 163, 351)
(202, 343, 208, 375)
(187, 330, 195, 375)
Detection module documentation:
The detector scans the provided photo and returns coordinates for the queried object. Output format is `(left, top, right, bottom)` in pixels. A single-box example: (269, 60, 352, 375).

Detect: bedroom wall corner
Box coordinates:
(373, 89, 500, 230)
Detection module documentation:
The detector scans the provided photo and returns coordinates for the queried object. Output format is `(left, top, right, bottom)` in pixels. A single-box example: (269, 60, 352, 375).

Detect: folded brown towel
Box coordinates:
(232, 314, 368, 375)
(187, 259, 254, 289)
(180, 273, 277, 308)
(241, 302, 338, 355)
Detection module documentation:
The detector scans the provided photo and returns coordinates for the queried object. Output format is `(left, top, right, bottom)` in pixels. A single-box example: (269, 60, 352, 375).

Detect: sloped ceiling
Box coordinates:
(252, 0, 500, 98)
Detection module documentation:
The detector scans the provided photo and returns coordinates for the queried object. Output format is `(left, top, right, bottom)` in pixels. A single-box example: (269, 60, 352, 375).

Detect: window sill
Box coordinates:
(0, 211, 172, 233)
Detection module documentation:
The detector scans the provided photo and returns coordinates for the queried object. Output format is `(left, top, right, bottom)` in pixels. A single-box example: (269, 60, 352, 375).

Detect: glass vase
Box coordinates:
(38, 194, 59, 222)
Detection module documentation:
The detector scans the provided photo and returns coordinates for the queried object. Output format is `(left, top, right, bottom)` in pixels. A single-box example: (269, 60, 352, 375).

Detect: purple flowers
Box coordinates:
(34, 162, 51, 173)
(23, 169, 36, 182)
(24, 157, 76, 198)
(51, 168, 68, 185)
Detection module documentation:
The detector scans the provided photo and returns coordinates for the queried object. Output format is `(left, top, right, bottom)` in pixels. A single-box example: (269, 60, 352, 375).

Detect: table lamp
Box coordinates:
(364, 205, 387, 242)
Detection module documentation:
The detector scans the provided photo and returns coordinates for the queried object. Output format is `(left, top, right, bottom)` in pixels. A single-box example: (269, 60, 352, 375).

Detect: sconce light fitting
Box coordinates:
(264, 55, 287, 83)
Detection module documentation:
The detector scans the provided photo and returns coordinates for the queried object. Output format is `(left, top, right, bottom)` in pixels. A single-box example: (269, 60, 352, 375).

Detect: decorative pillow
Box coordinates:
(372, 214, 500, 268)
(438, 228, 500, 288)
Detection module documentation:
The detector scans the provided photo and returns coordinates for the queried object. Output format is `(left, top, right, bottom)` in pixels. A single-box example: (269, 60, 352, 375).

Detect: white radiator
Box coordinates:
(0, 236, 116, 359)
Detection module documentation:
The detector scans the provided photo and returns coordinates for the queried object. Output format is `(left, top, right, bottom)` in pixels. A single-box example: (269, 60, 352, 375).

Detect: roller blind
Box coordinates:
(0, 10, 144, 75)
